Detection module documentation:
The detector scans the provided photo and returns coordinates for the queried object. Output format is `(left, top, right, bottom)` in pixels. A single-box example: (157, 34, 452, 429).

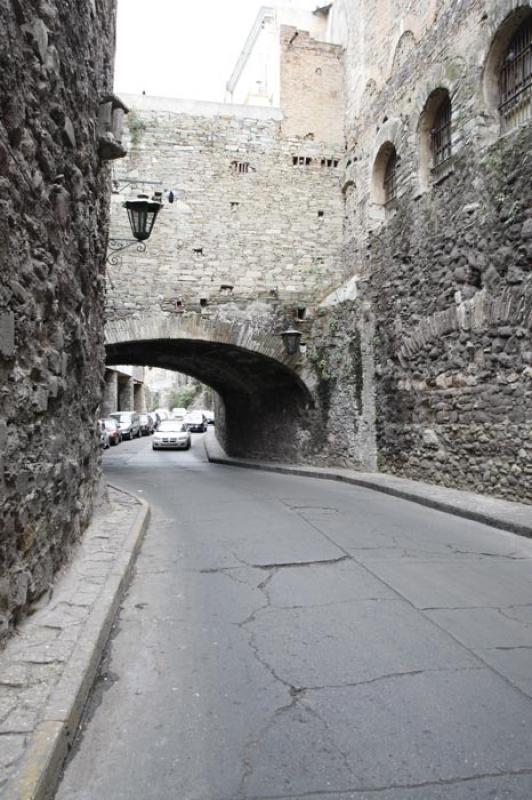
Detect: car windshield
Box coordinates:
(158, 421, 186, 432)
(104, 419, 118, 429)
(111, 413, 132, 422)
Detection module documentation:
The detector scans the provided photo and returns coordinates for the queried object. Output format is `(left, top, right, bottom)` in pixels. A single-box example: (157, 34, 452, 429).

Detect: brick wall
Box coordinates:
(280, 26, 345, 145)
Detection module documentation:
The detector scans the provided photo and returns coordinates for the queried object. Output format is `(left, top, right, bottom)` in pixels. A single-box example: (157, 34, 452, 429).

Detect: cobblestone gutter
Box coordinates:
(0, 486, 149, 800)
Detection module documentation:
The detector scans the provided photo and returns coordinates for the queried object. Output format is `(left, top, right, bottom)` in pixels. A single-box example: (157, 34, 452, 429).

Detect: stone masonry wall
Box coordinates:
(338, 0, 532, 502)
(106, 95, 347, 322)
(0, 0, 116, 643)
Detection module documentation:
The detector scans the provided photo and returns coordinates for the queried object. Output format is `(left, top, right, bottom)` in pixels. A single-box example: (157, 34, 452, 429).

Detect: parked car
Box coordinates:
(171, 407, 187, 420)
(203, 410, 215, 425)
(139, 413, 155, 435)
(102, 417, 122, 446)
(152, 420, 191, 450)
(183, 410, 207, 433)
(97, 419, 110, 449)
(110, 411, 141, 440)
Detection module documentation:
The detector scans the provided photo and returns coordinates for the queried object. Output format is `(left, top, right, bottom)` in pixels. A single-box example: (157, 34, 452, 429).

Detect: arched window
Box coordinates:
(418, 89, 453, 190)
(384, 149, 398, 204)
(499, 17, 532, 130)
(371, 142, 399, 219)
(431, 94, 452, 166)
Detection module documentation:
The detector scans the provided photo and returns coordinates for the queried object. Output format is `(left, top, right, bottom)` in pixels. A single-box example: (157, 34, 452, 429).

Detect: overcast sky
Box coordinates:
(114, 0, 268, 102)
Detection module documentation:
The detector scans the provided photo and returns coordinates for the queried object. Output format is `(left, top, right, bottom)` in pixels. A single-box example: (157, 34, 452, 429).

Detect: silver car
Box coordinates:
(152, 420, 191, 450)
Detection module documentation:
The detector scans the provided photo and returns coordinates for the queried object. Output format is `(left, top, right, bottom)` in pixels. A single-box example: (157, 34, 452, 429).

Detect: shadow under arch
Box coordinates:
(105, 335, 316, 461)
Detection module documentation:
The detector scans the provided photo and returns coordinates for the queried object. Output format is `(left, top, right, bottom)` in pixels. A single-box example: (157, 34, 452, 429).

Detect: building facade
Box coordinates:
(106, 0, 531, 502)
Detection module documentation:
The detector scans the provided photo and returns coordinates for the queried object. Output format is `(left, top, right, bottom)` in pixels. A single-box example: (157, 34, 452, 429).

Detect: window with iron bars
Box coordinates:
(499, 18, 532, 131)
(231, 160, 250, 174)
(384, 150, 398, 205)
(431, 95, 452, 167)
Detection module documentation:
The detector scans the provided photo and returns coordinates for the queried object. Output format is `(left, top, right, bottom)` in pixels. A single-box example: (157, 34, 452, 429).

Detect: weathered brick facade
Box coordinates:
(0, 0, 117, 642)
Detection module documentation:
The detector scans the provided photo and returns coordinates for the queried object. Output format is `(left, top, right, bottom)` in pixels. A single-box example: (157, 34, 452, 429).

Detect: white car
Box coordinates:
(152, 420, 191, 450)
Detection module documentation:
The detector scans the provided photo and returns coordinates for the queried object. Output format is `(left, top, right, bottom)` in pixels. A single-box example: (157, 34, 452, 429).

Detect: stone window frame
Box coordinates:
(482, 5, 532, 137)
(369, 139, 401, 226)
(418, 88, 454, 191)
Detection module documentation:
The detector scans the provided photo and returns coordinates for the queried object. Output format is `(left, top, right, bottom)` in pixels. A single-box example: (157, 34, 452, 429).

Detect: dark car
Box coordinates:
(102, 417, 122, 445)
(183, 411, 207, 433)
(139, 413, 155, 435)
(110, 411, 141, 440)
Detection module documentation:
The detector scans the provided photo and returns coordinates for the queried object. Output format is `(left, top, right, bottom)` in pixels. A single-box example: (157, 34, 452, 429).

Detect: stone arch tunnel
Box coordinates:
(105, 314, 318, 461)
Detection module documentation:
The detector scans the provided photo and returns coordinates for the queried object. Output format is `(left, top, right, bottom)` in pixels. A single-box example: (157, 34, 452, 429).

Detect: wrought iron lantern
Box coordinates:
(280, 327, 302, 356)
(124, 194, 163, 241)
(106, 192, 163, 265)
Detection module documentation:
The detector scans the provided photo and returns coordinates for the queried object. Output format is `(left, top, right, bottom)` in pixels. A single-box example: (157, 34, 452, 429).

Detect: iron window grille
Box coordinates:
(431, 96, 452, 167)
(384, 150, 398, 205)
(499, 18, 532, 130)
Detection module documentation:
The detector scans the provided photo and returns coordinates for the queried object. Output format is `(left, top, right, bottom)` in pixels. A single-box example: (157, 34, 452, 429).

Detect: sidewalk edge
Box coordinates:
(4, 489, 150, 800)
(204, 436, 532, 539)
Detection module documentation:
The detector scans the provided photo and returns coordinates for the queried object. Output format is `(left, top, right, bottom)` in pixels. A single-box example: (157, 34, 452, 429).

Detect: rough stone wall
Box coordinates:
(0, 0, 116, 642)
(106, 96, 347, 323)
(280, 26, 345, 145)
(338, 0, 532, 502)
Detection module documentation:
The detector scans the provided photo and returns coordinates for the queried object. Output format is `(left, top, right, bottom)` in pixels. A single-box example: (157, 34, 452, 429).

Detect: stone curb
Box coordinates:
(204, 432, 532, 539)
(3, 487, 150, 800)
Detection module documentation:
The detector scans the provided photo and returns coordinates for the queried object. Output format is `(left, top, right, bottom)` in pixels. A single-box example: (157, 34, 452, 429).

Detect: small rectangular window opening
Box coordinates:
(317, 210, 324, 218)
(199, 297, 208, 307)
(220, 284, 233, 295)
(293, 156, 312, 166)
(297, 307, 306, 320)
(193, 247, 203, 256)
(231, 161, 250, 174)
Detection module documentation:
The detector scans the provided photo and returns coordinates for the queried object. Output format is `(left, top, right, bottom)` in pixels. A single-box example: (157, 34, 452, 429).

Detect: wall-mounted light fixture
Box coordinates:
(280, 327, 303, 356)
(107, 193, 163, 265)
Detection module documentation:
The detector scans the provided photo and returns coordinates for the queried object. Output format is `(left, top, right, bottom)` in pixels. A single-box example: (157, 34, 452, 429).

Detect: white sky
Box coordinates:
(114, 0, 272, 102)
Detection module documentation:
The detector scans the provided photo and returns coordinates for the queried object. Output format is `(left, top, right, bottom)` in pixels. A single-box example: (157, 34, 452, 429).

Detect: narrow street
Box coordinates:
(55, 434, 532, 800)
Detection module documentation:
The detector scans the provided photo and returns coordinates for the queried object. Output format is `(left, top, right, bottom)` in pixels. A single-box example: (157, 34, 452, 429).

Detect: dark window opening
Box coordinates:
(317, 210, 324, 218)
(230, 201, 239, 210)
(431, 95, 452, 167)
(384, 150, 398, 205)
(321, 158, 339, 168)
(231, 160, 250, 174)
(220, 284, 233, 295)
(193, 247, 204, 256)
(297, 307, 306, 320)
(200, 297, 208, 307)
(499, 18, 532, 129)
(293, 156, 312, 166)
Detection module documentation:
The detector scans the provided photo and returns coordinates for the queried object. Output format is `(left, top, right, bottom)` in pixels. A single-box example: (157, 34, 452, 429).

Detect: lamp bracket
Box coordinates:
(106, 238, 146, 266)
(112, 177, 163, 194)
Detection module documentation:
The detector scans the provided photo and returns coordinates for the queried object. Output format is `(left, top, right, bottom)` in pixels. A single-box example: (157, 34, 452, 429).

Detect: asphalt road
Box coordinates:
(55, 433, 532, 800)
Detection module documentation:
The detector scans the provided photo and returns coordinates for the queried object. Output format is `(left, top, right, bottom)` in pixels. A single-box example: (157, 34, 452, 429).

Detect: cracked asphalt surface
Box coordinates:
(55, 435, 532, 800)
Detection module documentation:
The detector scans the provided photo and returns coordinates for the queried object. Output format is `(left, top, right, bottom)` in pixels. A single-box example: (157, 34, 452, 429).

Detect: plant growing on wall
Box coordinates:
(128, 111, 146, 146)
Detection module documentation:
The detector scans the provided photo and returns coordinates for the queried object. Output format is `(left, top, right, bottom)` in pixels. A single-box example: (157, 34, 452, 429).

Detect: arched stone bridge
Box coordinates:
(105, 312, 319, 460)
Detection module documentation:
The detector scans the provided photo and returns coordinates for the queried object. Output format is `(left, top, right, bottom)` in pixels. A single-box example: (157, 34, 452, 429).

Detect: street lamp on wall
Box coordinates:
(280, 327, 303, 356)
(106, 193, 163, 265)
